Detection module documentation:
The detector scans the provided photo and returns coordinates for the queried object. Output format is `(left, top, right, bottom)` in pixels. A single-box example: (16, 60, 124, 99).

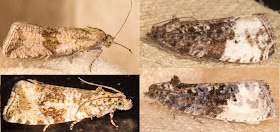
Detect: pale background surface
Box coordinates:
(141, 0, 280, 68)
(140, 68, 279, 132)
(0, 0, 140, 74)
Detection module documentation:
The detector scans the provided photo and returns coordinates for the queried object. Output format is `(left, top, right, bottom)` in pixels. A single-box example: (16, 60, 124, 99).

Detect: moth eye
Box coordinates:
(117, 100, 124, 108)
(105, 42, 112, 48)
(148, 91, 156, 98)
(149, 84, 158, 90)
(153, 34, 157, 39)
(167, 25, 172, 29)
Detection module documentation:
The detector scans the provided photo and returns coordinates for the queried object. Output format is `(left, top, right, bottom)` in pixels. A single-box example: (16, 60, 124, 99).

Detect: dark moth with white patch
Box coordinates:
(145, 75, 276, 124)
(147, 14, 276, 63)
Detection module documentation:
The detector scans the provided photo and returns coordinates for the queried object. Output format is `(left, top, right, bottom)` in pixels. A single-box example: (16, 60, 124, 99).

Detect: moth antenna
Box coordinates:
(78, 77, 123, 93)
(75, 96, 122, 117)
(143, 92, 149, 96)
(153, 19, 174, 26)
(177, 16, 198, 21)
(27, 79, 40, 84)
(113, 42, 132, 54)
(149, 88, 180, 93)
(113, 0, 132, 39)
(152, 16, 197, 26)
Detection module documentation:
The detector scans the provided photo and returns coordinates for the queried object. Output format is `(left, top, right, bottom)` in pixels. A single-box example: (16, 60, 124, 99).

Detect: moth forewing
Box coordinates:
(145, 75, 276, 124)
(147, 14, 276, 63)
(3, 79, 133, 131)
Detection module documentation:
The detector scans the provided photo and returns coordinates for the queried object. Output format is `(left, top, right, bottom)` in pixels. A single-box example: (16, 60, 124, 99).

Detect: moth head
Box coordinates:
(115, 95, 133, 111)
(103, 34, 132, 53)
(147, 26, 163, 40)
(104, 35, 114, 48)
(144, 84, 159, 99)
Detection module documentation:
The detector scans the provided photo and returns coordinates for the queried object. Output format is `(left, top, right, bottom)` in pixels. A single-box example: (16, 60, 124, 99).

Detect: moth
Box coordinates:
(145, 75, 276, 124)
(2, 0, 132, 71)
(3, 78, 133, 131)
(147, 14, 276, 63)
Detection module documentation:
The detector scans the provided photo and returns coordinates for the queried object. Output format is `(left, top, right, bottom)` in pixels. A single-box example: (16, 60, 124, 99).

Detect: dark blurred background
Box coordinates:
(255, 0, 280, 11)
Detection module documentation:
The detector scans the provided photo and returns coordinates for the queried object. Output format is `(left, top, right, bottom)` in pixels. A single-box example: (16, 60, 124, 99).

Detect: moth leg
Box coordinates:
(43, 55, 50, 61)
(190, 116, 203, 124)
(43, 124, 50, 131)
(194, 56, 202, 64)
(33, 55, 47, 60)
(147, 101, 157, 104)
(96, 107, 113, 118)
(96, 86, 105, 93)
(68, 50, 83, 64)
(31, 55, 50, 68)
(109, 111, 118, 127)
(169, 110, 176, 119)
(40, 55, 50, 67)
(90, 116, 96, 120)
(224, 120, 235, 130)
(70, 119, 82, 130)
(171, 14, 177, 20)
(88, 49, 103, 72)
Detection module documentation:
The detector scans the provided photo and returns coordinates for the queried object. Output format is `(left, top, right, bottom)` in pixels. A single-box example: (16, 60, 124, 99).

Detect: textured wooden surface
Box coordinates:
(140, 68, 279, 132)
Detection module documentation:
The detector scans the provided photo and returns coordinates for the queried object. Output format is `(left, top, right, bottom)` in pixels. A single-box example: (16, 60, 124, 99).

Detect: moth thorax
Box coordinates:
(148, 26, 164, 40)
(165, 18, 181, 32)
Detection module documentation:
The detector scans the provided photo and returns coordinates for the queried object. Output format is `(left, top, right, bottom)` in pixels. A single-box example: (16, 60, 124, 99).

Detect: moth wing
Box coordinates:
(3, 80, 74, 125)
(3, 80, 47, 125)
(220, 14, 276, 63)
(215, 81, 276, 122)
(2, 22, 52, 58)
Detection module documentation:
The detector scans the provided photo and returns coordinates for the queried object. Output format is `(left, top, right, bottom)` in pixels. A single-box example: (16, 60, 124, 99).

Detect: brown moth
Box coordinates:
(147, 14, 276, 63)
(3, 78, 133, 131)
(2, 0, 132, 71)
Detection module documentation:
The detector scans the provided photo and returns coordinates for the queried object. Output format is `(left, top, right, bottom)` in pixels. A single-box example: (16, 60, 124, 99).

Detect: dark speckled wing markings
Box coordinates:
(145, 75, 276, 124)
(147, 14, 276, 63)
(2, 79, 133, 131)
